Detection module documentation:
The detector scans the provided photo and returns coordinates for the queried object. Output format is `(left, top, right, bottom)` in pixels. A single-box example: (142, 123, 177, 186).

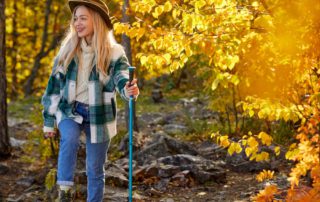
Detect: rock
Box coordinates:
(105, 163, 128, 187)
(162, 198, 175, 202)
(152, 89, 164, 103)
(163, 111, 186, 125)
(163, 124, 189, 135)
(104, 185, 146, 201)
(146, 187, 164, 197)
(134, 135, 171, 165)
(16, 176, 35, 187)
(118, 132, 146, 154)
(170, 170, 192, 187)
(10, 137, 26, 148)
(157, 154, 226, 184)
(134, 164, 180, 180)
(163, 134, 198, 156)
(6, 194, 25, 202)
(138, 112, 165, 127)
(193, 169, 226, 184)
(180, 97, 202, 107)
(197, 141, 226, 160)
(200, 107, 220, 120)
(114, 158, 138, 172)
(157, 154, 204, 166)
(134, 154, 226, 186)
(133, 132, 198, 165)
(0, 164, 9, 175)
(154, 178, 170, 192)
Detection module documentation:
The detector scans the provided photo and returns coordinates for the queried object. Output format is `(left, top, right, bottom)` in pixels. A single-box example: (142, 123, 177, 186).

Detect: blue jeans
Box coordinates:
(57, 101, 110, 202)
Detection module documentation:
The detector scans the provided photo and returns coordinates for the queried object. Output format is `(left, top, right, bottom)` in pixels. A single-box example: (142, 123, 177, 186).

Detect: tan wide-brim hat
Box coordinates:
(68, 0, 113, 29)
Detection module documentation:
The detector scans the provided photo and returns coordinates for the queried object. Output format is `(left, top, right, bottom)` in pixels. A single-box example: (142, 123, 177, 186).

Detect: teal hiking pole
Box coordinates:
(128, 66, 135, 202)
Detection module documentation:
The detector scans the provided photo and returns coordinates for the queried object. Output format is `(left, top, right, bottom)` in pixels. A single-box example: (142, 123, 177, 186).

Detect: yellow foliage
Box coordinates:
(255, 152, 270, 162)
(258, 132, 273, 146)
(219, 135, 230, 148)
(248, 136, 259, 148)
(45, 168, 57, 191)
(227, 142, 242, 155)
(252, 184, 279, 202)
(274, 146, 281, 156)
(256, 170, 275, 182)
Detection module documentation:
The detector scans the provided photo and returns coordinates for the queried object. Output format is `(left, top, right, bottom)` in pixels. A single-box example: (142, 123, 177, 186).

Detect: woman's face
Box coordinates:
(74, 6, 94, 41)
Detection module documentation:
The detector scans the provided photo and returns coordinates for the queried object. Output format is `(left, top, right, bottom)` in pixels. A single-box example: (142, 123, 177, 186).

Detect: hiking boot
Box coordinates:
(58, 189, 74, 202)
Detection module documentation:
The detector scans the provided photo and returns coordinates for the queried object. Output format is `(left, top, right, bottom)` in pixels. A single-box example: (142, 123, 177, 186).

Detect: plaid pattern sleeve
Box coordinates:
(113, 54, 130, 101)
(41, 57, 62, 132)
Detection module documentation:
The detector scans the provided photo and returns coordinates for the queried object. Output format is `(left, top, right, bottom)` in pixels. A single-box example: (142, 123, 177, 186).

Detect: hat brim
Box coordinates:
(69, 0, 113, 30)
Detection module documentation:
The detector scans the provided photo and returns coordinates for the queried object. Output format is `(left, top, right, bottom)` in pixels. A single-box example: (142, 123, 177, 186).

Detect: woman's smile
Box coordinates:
(76, 27, 85, 33)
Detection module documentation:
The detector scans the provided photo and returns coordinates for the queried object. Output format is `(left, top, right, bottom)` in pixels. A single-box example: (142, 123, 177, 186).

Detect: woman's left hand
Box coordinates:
(125, 78, 139, 99)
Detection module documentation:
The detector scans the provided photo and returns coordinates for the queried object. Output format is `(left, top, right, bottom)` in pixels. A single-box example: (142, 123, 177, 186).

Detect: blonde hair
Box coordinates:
(57, 5, 112, 76)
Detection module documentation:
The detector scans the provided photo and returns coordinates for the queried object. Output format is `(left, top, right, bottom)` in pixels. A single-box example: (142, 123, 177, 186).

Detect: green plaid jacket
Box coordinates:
(41, 44, 130, 143)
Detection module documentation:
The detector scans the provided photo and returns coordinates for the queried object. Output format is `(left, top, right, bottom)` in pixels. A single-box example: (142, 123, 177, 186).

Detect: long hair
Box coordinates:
(56, 5, 112, 76)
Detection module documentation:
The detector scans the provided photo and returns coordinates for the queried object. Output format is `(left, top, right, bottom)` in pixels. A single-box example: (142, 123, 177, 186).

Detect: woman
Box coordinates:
(41, 0, 139, 201)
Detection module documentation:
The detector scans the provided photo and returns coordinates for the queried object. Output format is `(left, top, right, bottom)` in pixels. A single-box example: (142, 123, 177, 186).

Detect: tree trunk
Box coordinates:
(0, 0, 11, 157)
(232, 85, 239, 133)
(121, 0, 139, 132)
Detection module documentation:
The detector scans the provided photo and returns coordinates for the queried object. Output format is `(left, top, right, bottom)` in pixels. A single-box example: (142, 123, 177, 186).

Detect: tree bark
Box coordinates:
(0, 0, 11, 157)
(23, 0, 63, 96)
(121, 0, 139, 132)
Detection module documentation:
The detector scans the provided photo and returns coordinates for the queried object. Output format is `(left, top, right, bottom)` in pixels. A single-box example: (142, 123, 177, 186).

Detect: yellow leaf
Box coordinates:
(258, 132, 273, 146)
(152, 5, 164, 19)
(219, 135, 230, 148)
(256, 152, 269, 162)
(185, 46, 193, 57)
(245, 147, 253, 157)
(211, 77, 220, 91)
(163, 53, 171, 64)
(256, 170, 274, 182)
(163, 1, 172, 12)
(252, 185, 278, 201)
(274, 146, 280, 156)
(195, 0, 206, 13)
(249, 109, 255, 117)
(140, 56, 148, 66)
(285, 148, 299, 160)
(242, 139, 247, 146)
(252, 1, 259, 8)
(248, 137, 259, 148)
(228, 142, 242, 156)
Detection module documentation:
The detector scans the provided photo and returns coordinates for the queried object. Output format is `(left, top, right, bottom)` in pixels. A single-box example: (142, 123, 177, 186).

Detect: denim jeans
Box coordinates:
(57, 101, 110, 202)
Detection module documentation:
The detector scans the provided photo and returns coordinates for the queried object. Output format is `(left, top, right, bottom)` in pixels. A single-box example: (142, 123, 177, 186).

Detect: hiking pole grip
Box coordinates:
(128, 66, 135, 202)
(129, 66, 135, 88)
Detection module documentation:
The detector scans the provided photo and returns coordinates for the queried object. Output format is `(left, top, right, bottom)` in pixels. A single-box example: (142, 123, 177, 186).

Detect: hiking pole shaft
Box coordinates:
(128, 66, 135, 202)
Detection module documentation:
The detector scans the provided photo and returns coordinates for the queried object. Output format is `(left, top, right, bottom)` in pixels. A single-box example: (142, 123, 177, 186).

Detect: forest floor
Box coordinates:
(0, 89, 297, 202)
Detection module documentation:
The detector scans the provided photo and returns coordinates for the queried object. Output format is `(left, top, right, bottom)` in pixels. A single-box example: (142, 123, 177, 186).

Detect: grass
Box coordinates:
(8, 96, 43, 125)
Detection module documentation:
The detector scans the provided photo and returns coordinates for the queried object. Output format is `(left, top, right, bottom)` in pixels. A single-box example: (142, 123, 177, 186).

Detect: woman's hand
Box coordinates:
(44, 132, 56, 139)
(125, 78, 139, 99)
